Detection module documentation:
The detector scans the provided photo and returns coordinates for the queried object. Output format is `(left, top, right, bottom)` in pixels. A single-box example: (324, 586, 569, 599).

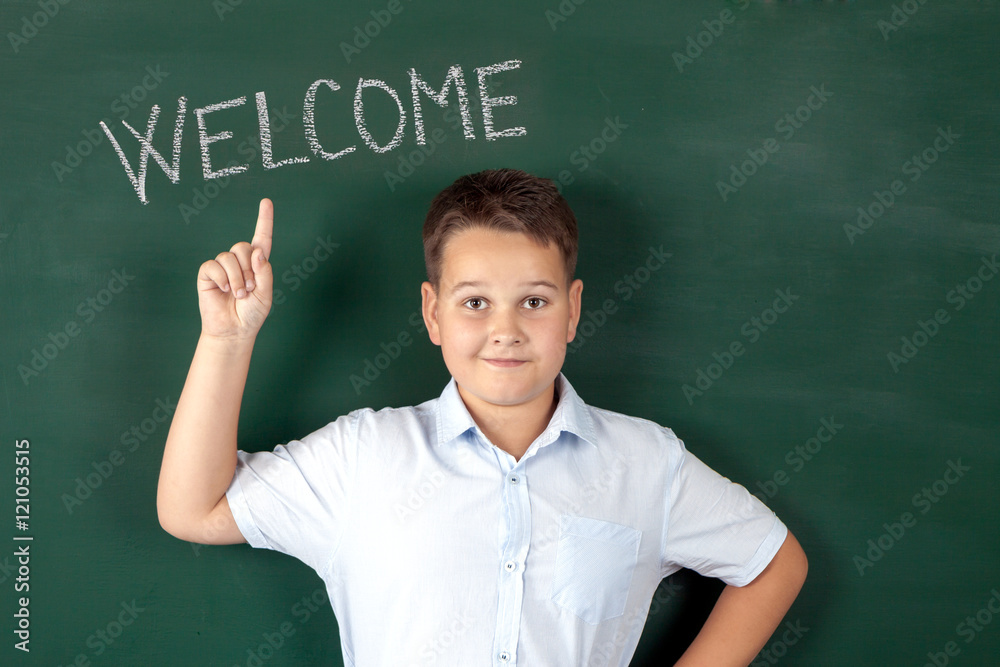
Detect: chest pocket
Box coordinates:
(550, 515, 642, 625)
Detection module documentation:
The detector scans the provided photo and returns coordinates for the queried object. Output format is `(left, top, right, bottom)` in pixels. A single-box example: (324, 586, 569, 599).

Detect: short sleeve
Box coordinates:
(661, 438, 787, 586)
(225, 411, 361, 575)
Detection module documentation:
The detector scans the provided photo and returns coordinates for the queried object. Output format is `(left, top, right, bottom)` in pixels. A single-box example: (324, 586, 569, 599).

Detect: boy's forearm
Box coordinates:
(674, 531, 808, 667)
(156, 332, 255, 536)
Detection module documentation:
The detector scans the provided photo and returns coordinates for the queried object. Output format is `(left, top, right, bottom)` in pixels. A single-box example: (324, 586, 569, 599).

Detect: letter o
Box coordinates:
(922, 147, 938, 164)
(912, 331, 928, 347)
(635, 266, 650, 283)
(409, 149, 425, 166)
(590, 137, 607, 154)
(580, 321, 596, 337)
(18, 617, 28, 629)
(33, 11, 49, 28)
(869, 201, 885, 218)
(932, 479, 948, 496)
(204, 181, 219, 199)
(259, 644, 273, 660)
(107, 621, 123, 638)
(364, 20, 381, 38)
(772, 642, 787, 658)
(977, 608, 993, 626)
(302, 256, 318, 273)
(77, 140, 94, 157)
(42, 342, 59, 360)
(968, 277, 983, 293)
(87, 472, 102, 488)
(313, 589, 328, 605)
(131, 85, 147, 102)
(795, 105, 812, 123)
(740, 159, 758, 177)
(419, 482, 434, 498)
(706, 363, 723, 380)
(142, 418, 157, 434)
(761, 308, 778, 325)
(877, 534, 894, 551)
(374, 352, 391, 370)
(97, 289, 113, 306)
(696, 30, 713, 47)
(902, 0, 919, 13)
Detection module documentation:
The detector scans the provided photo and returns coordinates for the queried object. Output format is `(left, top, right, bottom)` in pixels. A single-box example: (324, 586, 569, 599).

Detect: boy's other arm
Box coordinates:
(156, 199, 275, 545)
(674, 530, 809, 667)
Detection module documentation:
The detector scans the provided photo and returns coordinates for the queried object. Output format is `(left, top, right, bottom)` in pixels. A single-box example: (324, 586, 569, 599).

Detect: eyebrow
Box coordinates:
(449, 280, 559, 295)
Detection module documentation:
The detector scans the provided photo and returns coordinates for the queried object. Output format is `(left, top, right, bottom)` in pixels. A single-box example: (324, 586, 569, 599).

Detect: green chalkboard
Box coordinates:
(2, 0, 998, 664)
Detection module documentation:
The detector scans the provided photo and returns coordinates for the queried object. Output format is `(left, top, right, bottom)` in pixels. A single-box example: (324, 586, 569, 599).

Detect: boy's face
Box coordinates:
(422, 227, 582, 415)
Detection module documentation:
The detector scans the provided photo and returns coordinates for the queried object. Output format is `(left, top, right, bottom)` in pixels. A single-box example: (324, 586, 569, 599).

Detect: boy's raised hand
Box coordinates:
(197, 198, 274, 340)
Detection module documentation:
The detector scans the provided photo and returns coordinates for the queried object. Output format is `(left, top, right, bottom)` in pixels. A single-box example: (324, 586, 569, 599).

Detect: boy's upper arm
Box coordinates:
(199, 494, 247, 545)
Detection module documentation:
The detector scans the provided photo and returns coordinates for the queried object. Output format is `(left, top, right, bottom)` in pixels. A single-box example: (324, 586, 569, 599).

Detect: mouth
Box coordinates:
(483, 358, 527, 368)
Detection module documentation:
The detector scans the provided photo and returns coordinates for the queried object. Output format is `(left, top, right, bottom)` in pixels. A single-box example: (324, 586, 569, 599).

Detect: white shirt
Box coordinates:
(226, 373, 787, 666)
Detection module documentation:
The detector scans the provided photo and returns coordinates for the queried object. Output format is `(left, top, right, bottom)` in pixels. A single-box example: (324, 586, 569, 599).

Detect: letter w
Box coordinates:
(100, 97, 187, 204)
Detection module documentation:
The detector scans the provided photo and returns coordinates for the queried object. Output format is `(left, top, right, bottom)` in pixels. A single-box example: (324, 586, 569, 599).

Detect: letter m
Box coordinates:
(408, 65, 474, 143)
(100, 97, 187, 204)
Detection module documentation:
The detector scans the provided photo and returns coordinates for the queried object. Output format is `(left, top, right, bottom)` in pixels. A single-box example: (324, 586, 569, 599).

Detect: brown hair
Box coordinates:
(422, 169, 578, 289)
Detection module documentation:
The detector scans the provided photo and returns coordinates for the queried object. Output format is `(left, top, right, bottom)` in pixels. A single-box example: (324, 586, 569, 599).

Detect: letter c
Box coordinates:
(303, 79, 357, 161)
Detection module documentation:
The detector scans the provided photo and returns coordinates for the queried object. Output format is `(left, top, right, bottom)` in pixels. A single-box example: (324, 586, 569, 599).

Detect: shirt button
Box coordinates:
(499, 651, 510, 662)
(509, 474, 519, 484)
(504, 560, 517, 572)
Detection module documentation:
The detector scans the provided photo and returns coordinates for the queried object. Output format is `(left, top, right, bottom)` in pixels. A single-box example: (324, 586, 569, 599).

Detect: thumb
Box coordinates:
(252, 246, 273, 299)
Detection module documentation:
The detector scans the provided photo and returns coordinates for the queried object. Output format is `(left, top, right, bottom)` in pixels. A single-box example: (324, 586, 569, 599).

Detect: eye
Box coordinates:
(463, 297, 487, 310)
(523, 297, 547, 310)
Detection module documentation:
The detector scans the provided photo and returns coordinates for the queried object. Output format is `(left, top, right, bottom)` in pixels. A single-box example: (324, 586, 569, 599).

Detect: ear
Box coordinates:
(421, 281, 442, 346)
(566, 279, 583, 343)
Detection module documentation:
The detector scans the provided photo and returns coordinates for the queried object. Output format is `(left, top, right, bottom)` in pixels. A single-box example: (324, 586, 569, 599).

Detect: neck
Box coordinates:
(459, 383, 558, 461)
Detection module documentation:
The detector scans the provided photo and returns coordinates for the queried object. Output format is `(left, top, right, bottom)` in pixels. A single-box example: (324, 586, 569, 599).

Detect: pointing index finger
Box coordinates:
(252, 198, 274, 261)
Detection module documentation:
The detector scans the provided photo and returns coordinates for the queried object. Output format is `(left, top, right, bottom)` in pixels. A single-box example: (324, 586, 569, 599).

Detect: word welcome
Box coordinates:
(101, 59, 526, 204)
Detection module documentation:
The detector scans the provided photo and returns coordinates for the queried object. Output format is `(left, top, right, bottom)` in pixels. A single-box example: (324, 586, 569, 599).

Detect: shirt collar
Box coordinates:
(435, 373, 599, 450)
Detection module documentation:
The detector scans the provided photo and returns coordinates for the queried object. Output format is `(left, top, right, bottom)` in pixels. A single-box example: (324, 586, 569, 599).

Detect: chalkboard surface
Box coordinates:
(2, 1, 998, 665)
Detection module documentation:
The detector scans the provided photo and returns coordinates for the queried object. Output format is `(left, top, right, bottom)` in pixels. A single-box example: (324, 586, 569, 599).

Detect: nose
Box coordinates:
(491, 306, 523, 346)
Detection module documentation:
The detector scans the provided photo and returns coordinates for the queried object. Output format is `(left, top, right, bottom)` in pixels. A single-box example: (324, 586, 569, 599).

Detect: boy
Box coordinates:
(157, 169, 807, 666)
